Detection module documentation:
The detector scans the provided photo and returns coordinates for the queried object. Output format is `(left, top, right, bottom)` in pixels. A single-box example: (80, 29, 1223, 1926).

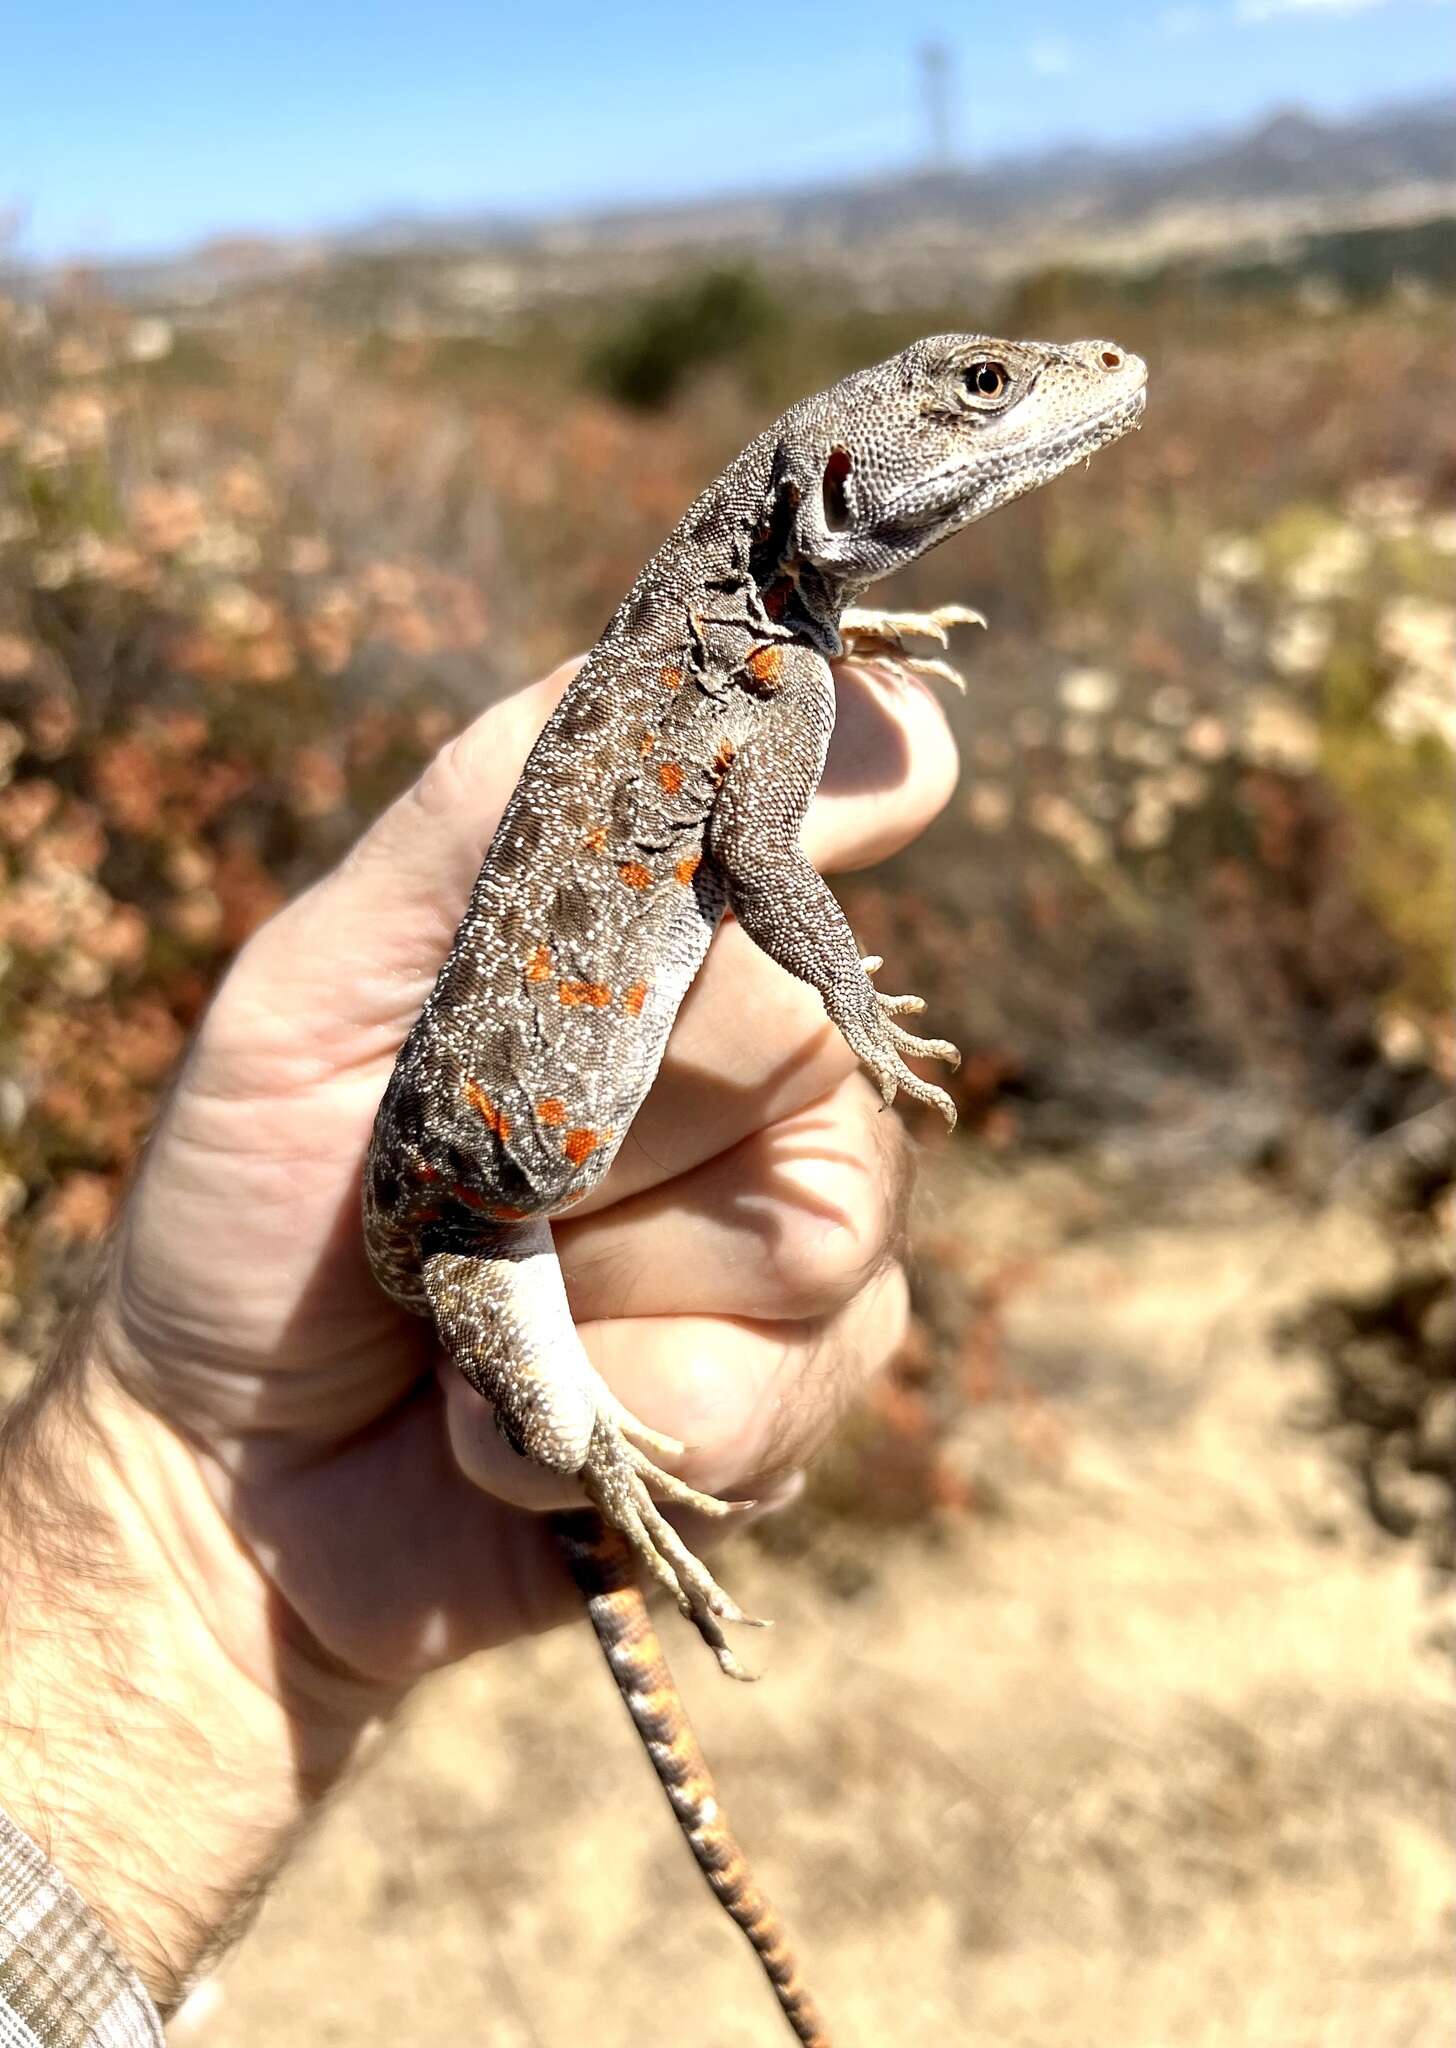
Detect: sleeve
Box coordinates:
(0, 1809, 164, 2047)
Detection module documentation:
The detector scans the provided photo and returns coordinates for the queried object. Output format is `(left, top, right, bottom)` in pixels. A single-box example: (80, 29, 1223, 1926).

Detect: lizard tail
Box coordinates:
(554, 1510, 831, 2048)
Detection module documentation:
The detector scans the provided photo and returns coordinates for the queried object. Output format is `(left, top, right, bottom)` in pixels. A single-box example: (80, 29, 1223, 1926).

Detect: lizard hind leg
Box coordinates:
(423, 1228, 762, 1675)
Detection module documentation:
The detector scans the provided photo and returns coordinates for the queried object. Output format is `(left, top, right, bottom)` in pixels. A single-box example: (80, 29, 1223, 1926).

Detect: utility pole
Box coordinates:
(919, 40, 954, 171)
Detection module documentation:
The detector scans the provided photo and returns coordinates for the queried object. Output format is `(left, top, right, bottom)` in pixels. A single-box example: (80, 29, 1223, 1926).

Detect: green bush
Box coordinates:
(585, 267, 783, 411)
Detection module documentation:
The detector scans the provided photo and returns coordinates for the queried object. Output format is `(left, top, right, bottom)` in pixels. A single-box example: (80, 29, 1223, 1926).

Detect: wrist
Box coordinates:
(0, 1345, 387, 2007)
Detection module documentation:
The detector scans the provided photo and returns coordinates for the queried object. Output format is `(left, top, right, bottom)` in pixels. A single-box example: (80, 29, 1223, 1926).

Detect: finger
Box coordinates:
(444, 1259, 911, 1513)
(807, 661, 960, 874)
(590, 905, 961, 1212)
(224, 1377, 818, 1689)
(587, 917, 858, 1205)
(559, 1070, 912, 1324)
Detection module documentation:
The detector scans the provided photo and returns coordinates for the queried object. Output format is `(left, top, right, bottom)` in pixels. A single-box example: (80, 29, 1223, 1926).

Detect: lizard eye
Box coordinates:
(963, 359, 1010, 403)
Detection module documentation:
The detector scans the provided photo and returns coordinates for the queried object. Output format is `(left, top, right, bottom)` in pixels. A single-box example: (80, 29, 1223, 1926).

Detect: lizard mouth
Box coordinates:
(883, 381, 1148, 534)
(1042, 381, 1148, 461)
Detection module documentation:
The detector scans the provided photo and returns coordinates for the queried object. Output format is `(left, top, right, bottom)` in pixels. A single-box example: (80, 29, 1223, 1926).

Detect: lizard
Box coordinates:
(363, 332, 1148, 2044)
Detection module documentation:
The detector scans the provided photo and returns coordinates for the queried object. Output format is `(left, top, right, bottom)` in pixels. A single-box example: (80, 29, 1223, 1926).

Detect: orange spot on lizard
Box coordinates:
(712, 738, 737, 780)
(660, 664, 684, 689)
(658, 760, 684, 795)
(639, 729, 659, 756)
(524, 942, 553, 982)
(745, 645, 784, 688)
(537, 1097, 567, 1126)
(618, 861, 653, 889)
(564, 1127, 602, 1166)
(623, 980, 648, 1016)
(464, 1079, 512, 1143)
(584, 825, 609, 854)
(558, 979, 612, 1007)
(674, 853, 701, 886)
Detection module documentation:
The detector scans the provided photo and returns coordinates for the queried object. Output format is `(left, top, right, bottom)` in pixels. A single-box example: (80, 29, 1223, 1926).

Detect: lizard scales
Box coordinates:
(365, 333, 1148, 2044)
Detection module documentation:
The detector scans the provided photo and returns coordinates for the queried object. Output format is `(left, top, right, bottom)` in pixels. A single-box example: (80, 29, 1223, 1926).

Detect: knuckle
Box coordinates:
(770, 1210, 881, 1318)
(776, 1261, 912, 1468)
(872, 1092, 918, 1246)
(857, 1260, 912, 1377)
(765, 1085, 912, 1317)
(816, 1262, 912, 1419)
(409, 725, 475, 820)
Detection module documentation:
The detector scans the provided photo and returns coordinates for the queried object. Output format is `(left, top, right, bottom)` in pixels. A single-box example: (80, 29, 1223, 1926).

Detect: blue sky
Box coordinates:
(2, 0, 1451, 258)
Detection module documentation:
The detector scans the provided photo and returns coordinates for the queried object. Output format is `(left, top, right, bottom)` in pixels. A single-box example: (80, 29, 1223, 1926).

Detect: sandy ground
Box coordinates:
(172, 1158, 1452, 2048)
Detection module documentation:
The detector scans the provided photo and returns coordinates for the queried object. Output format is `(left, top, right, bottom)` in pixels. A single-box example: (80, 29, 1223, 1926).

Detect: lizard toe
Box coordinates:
(603, 1394, 688, 1462)
(849, 973, 962, 1112)
(870, 1052, 958, 1130)
(634, 1493, 765, 1633)
(578, 1417, 764, 1677)
(884, 1019, 961, 1069)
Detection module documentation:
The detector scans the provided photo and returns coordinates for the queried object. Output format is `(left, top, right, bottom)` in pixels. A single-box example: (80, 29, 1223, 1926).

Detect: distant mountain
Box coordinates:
(355, 93, 1456, 251)
(43, 93, 1456, 310)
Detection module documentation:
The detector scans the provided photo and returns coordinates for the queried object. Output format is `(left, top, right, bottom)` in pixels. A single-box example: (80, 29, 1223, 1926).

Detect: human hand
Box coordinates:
(0, 655, 956, 2001)
(95, 657, 959, 1695)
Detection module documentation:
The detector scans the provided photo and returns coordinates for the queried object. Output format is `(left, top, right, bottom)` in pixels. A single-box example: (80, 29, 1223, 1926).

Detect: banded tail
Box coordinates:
(555, 1510, 830, 2048)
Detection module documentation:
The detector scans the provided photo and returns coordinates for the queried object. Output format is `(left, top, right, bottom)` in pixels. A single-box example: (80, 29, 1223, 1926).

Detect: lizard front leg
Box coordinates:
(710, 645, 960, 1126)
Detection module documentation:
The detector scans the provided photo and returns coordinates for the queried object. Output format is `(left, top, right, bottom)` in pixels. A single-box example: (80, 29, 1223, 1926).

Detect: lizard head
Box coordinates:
(777, 334, 1147, 591)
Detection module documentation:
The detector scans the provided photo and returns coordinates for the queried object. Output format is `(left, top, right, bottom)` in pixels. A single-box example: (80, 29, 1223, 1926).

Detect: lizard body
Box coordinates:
(364, 334, 1147, 2043)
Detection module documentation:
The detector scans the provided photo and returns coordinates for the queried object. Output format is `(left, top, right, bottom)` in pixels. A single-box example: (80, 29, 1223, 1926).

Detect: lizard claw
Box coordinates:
(878, 1067, 958, 1130)
(902, 655, 968, 695)
(852, 958, 961, 1128)
(840, 602, 986, 694)
(579, 1416, 766, 1677)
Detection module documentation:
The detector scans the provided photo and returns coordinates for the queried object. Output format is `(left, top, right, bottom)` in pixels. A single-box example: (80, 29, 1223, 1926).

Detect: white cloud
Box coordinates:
(1238, 0, 1452, 18)
(1027, 35, 1075, 73)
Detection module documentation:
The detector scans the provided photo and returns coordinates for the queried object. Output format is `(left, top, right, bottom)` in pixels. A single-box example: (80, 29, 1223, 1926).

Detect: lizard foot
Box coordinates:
(601, 1391, 689, 1462)
(840, 602, 987, 694)
(579, 1415, 767, 1681)
(847, 957, 960, 1129)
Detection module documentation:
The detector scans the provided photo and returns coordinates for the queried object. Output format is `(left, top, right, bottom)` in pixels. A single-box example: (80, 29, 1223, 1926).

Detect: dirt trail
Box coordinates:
(175, 1161, 1452, 2048)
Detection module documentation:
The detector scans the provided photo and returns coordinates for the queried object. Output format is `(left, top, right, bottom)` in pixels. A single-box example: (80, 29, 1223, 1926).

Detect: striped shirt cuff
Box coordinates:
(0, 1809, 163, 2048)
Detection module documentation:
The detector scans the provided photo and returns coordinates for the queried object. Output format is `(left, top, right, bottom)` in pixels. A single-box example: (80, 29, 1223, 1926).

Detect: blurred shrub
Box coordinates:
(585, 266, 784, 410)
(0, 296, 509, 1370)
(1009, 219, 1456, 327)
(1282, 1102, 1455, 1602)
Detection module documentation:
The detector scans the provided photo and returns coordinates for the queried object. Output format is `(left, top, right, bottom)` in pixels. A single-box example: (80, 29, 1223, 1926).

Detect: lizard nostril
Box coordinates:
(1101, 349, 1123, 370)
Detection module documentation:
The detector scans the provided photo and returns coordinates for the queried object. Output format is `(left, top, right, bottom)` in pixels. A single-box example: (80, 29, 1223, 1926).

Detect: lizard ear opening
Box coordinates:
(822, 447, 853, 533)
(749, 468, 803, 588)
